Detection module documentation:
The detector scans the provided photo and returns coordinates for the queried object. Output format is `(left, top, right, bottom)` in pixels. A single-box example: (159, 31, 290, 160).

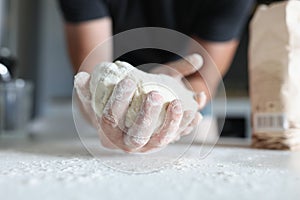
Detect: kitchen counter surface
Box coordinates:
(1, 137, 299, 200)
(0, 102, 299, 200)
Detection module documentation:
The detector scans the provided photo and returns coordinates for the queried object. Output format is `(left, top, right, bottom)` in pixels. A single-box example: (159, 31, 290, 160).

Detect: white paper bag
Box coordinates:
(249, 1, 300, 150)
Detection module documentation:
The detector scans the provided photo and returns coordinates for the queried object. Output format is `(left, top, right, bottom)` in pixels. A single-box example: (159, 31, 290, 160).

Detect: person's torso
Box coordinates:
(104, 0, 212, 66)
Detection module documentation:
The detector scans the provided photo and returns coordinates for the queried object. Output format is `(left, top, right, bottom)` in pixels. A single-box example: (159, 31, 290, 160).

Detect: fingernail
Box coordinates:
(194, 91, 206, 100)
(148, 91, 164, 105)
(124, 134, 148, 149)
(199, 91, 206, 98)
(194, 91, 207, 109)
(186, 54, 203, 70)
(102, 112, 118, 128)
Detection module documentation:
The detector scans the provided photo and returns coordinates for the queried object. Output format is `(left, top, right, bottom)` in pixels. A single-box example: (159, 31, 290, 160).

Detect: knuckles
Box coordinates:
(123, 134, 149, 150)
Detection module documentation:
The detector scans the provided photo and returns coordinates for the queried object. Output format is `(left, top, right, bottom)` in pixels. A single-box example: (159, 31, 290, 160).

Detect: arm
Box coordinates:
(185, 38, 239, 100)
(150, 39, 239, 106)
(182, 0, 254, 101)
(67, 20, 204, 153)
(64, 17, 112, 73)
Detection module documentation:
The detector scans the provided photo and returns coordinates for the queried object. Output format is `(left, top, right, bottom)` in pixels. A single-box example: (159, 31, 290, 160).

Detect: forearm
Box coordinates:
(186, 38, 239, 100)
(64, 18, 112, 73)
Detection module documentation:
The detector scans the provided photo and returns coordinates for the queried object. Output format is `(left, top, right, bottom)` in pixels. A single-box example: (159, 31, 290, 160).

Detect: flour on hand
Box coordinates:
(88, 61, 198, 132)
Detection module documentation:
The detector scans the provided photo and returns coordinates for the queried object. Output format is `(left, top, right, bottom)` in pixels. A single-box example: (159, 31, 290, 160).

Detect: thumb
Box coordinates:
(74, 72, 92, 102)
(150, 54, 203, 78)
(194, 91, 207, 110)
(74, 72, 99, 127)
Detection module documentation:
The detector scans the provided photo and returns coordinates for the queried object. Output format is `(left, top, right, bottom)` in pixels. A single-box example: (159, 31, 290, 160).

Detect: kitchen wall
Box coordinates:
(15, 0, 73, 117)
(36, 0, 73, 99)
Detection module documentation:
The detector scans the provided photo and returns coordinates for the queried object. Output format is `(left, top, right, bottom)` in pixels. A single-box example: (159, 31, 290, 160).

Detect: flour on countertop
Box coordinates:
(1, 143, 299, 200)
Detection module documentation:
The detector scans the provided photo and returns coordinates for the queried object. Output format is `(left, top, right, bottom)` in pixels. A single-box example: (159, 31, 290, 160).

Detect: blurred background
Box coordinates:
(0, 0, 283, 139)
(0, 0, 73, 117)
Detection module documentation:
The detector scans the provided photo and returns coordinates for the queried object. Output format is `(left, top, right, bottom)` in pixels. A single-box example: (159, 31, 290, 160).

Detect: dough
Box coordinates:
(249, 1, 300, 150)
(89, 61, 198, 130)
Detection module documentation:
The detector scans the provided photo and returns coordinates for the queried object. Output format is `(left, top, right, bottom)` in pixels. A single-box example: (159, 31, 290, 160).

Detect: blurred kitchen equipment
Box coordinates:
(0, 63, 11, 82)
(0, 47, 16, 78)
(0, 55, 33, 136)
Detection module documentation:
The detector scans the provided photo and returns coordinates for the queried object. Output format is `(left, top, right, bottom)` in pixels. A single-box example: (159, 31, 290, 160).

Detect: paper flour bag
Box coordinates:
(249, 1, 300, 150)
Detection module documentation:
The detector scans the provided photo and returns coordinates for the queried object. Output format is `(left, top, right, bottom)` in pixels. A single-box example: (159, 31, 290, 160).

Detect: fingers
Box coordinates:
(103, 78, 136, 129)
(181, 112, 202, 136)
(140, 99, 183, 152)
(168, 54, 203, 77)
(124, 91, 164, 151)
(99, 116, 124, 149)
(151, 54, 203, 78)
(100, 78, 136, 149)
(176, 110, 195, 134)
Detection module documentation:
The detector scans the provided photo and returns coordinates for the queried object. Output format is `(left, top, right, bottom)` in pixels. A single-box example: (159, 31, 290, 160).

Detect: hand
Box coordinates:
(74, 54, 206, 153)
(150, 54, 207, 109)
(141, 54, 207, 152)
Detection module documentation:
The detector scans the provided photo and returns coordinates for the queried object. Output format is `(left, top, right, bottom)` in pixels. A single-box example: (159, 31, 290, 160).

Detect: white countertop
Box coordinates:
(0, 101, 299, 200)
(1, 137, 300, 200)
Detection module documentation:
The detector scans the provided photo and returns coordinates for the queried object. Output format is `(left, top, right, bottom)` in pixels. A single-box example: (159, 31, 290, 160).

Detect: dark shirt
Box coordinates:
(59, 0, 254, 65)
